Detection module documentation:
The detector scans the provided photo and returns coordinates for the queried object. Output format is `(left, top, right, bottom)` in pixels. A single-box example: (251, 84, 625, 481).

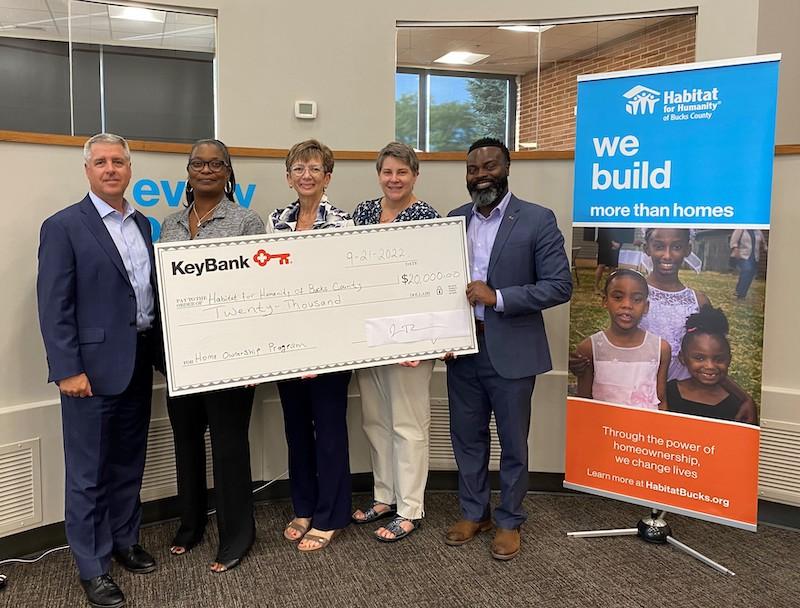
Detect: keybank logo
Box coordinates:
(171, 255, 250, 276)
(253, 249, 291, 266)
(171, 249, 293, 276)
(623, 85, 660, 115)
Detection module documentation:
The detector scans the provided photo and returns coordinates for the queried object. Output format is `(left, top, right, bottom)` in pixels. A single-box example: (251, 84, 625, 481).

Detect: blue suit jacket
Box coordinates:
(37, 195, 157, 395)
(449, 194, 572, 379)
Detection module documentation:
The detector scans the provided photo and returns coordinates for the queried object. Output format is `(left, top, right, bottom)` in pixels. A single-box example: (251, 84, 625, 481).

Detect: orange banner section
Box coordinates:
(565, 397, 759, 529)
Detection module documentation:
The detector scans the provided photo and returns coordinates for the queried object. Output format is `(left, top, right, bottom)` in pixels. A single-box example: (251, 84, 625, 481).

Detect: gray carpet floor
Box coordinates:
(1, 492, 798, 608)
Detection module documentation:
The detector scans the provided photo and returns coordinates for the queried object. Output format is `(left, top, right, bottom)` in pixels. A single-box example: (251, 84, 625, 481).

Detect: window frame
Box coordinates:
(0, 0, 217, 142)
(397, 67, 517, 152)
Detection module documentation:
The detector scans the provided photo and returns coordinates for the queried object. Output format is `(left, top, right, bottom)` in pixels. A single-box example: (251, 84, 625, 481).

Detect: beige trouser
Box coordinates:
(356, 360, 434, 520)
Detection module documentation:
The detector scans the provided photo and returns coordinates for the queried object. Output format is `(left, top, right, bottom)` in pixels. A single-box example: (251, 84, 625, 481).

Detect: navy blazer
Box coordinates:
(37, 195, 157, 395)
(449, 194, 572, 379)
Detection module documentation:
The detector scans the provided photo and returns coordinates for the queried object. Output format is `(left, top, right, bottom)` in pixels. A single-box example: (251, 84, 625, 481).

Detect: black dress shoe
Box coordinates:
(80, 574, 125, 608)
(112, 544, 156, 574)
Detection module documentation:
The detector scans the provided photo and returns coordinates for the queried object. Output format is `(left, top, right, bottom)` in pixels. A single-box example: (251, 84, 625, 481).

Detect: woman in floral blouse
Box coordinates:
(268, 140, 354, 552)
(351, 142, 440, 542)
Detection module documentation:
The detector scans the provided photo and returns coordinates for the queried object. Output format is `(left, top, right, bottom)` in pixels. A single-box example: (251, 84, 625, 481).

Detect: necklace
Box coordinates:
(192, 201, 221, 228)
(379, 197, 415, 223)
(379, 200, 398, 224)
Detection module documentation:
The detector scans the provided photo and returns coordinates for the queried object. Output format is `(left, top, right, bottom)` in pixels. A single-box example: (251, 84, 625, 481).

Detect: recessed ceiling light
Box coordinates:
(108, 6, 166, 23)
(434, 51, 489, 65)
(498, 25, 554, 33)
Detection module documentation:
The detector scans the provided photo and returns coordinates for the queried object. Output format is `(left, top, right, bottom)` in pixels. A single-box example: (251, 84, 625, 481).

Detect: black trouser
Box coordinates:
(278, 371, 352, 530)
(166, 385, 255, 561)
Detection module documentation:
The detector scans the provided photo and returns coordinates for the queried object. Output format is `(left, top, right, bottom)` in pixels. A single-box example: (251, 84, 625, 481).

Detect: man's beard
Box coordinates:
(469, 176, 508, 208)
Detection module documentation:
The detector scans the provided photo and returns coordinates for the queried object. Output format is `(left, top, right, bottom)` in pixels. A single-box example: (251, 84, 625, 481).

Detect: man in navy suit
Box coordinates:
(37, 133, 158, 608)
(445, 137, 572, 561)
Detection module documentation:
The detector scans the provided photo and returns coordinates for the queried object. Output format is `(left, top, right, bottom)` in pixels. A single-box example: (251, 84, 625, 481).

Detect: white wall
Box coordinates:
(2, 0, 798, 537)
(757, 0, 800, 144)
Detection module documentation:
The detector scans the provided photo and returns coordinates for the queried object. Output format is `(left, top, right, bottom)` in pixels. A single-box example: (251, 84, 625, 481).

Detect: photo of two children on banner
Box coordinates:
(569, 226, 766, 426)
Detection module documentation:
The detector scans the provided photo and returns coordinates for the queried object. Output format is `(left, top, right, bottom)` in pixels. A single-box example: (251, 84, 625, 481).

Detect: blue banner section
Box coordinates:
(573, 58, 779, 227)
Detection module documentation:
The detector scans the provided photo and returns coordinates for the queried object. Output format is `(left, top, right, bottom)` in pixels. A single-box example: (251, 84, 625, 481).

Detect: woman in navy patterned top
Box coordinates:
(269, 140, 354, 552)
(351, 142, 440, 542)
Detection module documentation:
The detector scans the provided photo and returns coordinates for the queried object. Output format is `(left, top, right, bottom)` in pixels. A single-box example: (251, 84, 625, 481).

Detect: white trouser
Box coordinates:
(356, 361, 434, 520)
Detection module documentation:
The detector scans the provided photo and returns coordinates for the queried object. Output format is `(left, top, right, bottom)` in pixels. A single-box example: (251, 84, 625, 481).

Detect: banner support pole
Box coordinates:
(567, 508, 735, 576)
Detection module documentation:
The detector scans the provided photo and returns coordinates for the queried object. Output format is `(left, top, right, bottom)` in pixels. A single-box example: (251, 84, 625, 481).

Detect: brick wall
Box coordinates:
(519, 16, 696, 150)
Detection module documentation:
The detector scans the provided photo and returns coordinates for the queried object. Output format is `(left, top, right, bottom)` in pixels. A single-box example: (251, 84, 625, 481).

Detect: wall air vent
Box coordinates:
(0, 438, 42, 536)
(760, 418, 800, 507)
(429, 398, 501, 471)
(140, 417, 213, 502)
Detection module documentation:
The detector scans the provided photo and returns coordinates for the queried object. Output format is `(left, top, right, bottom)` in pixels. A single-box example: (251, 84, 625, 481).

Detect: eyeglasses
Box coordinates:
(290, 164, 326, 177)
(187, 159, 229, 172)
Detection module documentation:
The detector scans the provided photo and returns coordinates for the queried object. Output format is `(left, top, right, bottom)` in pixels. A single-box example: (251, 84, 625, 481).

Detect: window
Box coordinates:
(523, 14, 696, 150)
(0, 38, 74, 134)
(395, 71, 420, 149)
(396, 13, 696, 151)
(100, 47, 214, 141)
(0, 1, 216, 142)
(396, 68, 515, 152)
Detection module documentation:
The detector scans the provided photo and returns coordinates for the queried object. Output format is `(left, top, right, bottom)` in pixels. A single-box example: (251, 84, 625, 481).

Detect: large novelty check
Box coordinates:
(155, 217, 478, 396)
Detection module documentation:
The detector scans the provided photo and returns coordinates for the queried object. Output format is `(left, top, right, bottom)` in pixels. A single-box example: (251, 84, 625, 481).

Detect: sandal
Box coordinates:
(283, 518, 311, 542)
(352, 501, 397, 524)
(169, 536, 201, 556)
(375, 516, 422, 543)
(297, 529, 340, 552)
(210, 557, 242, 573)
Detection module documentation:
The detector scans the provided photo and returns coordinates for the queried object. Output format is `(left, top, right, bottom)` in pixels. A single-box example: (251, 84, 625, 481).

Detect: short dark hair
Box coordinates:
(185, 139, 236, 204)
(376, 141, 419, 174)
(468, 137, 510, 165)
(645, 227, 690, 243)
(680, 305, 731, 356)
(603, 268, 649, 296)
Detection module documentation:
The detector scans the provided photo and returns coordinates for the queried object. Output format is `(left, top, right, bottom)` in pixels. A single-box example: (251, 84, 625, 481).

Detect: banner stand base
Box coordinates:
(567, 509, 735, 576)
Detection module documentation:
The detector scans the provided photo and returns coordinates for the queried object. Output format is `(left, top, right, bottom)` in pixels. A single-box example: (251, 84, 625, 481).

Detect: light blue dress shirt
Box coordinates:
(467, 190, 511, 321)
(89, 191, 155, 331)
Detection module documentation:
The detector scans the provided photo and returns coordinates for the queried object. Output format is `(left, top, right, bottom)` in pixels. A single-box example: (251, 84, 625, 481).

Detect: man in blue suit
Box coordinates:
(445, 137, 572, 561)
(37, 133, 158, 608)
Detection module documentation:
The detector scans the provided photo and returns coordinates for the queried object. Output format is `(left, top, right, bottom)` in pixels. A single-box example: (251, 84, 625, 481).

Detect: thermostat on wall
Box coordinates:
(295, 100, 317, 119)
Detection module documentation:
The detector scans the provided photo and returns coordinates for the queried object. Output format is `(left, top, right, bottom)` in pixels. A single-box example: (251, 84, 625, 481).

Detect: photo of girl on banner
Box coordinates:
(668, 305, 744, 421)
(569, 225, 766, 426)
(573, 268, 670, 410)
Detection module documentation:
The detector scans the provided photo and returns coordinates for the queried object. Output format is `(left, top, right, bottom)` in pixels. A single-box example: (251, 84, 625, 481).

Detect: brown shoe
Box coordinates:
(445, 518, 493, 546)
(491, 527, 520, 561)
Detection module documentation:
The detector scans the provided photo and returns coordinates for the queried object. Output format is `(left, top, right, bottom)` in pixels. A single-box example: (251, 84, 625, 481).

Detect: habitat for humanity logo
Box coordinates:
(622, 83, 721, 122)
(623, 85, 660, 115)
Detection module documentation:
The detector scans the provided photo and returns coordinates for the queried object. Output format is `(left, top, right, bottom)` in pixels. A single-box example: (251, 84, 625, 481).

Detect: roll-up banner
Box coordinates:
(565, 55, 780, 531)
